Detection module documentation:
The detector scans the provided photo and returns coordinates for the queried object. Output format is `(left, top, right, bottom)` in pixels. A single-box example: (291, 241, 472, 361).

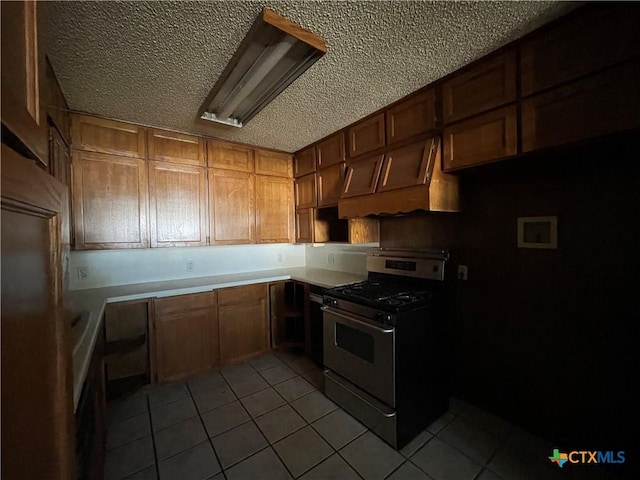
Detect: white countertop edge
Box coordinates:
(70, 267, 365, 409)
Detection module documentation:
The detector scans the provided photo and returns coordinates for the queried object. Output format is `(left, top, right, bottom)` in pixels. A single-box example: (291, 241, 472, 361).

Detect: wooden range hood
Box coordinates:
(338, 136, 460, 218)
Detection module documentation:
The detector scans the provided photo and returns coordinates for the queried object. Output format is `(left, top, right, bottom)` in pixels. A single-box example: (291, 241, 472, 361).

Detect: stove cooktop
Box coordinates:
(327, 280, 440, 313)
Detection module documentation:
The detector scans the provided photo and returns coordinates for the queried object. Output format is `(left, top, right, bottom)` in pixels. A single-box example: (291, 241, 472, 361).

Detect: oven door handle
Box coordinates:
(321, 305, 394, 334)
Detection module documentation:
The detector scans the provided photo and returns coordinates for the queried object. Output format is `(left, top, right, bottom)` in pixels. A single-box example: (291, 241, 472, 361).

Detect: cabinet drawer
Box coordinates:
(295, 146, 316, 177)
(522, 62, 640, 152)
(154, 291, 216, 316)
(148, 129, 205, 166)
(217, 283, 267, 305)
(317, 132, 345, 168)
(207, 141, 254, 172)
(520, 5, 640, 96)
(442, 51, 516, 124)
(71, 114, 146, 158)
(386, 89, 436, 144)
(443, 106, 517, 171)
(348, 113, 385, 158)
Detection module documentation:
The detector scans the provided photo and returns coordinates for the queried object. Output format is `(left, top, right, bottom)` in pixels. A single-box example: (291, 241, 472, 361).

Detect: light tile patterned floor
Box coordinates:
(105, 349, 613, 480)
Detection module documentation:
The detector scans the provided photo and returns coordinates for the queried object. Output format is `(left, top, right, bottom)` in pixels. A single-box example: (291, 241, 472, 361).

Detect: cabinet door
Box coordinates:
(207, 141, 254, 172)
(520, 5, 640, 96)
(443, 106, 517, 171)
(317, 132, 345, 168)
(295, 173, 317, 209)
(218, 299, 268, 364)
(295, 208, 314, 243)
(2, 145, 73, 480)
(155, 309, 218, 383)
(256, 176, 294, 243)
(72, 151, 149, 249)
(70, 114, 146, 158)
(148, 129, 205, 167)
(208, 169, 255, 245)
(49, 126, 73, 246)
(377, 138, 438, 193)
(348, 113, 385, 158)
(1, 0, 48, 163)
(255, 149, 293, 177)
(44, 58, 70, 146)
(318, 163, 345, 206)
(294, 146, 316, 177)
(148, 162, 208, 247)
(386, 89, 436, 145)
(342, 154, 384, 198)
(521, 62, 640, 153)
(442, 51, 516, 124)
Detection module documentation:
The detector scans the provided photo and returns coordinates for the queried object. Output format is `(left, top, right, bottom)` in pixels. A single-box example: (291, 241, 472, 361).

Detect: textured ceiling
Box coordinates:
(41, 1, 573, 152)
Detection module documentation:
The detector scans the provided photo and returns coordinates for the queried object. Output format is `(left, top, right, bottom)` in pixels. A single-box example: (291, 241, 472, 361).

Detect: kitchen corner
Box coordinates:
(68, 244, 369, 409)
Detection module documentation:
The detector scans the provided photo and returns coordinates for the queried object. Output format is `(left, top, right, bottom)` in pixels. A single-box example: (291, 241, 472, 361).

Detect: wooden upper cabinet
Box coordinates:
(72, 150, 149, 249)
(520, 5, 640, 96)
(378, 138, 438, 193)
(317, 132, 345, 168)
(1, 0, 48, 163)
(294, 146, 316, 177)
(255, 175, 294, 243)
(443, 106, 517, 171)
(386, 89, 436, 145)
(148, 129, 205, 166)
(148, 162, 208, 247)
(521, 62, 640, 153)
(442, 51, 516, 124)
(255, 149, 293, 178)
(71, 115, 146, 158)
(208, 169, 255, 245)
(44, 58, 70, 146)
(295, 173, 317, 209)
(342, 154, 384, 198)
(295, 208, 314, 243)
(207, 141, 254, 172)
(318, 163, 345, 207)
(348, 113, 385, 158)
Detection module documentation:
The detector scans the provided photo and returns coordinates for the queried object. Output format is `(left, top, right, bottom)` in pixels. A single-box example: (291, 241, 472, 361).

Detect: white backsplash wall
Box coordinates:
(70, 244, 305, 290)
(304, 243, 376, 275)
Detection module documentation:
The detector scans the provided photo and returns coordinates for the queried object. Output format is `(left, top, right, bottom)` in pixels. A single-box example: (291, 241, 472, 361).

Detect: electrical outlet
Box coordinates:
(186, 260, 194, 272)
(77, 266, 89, 280)
(458, 265, 468, 280)
(328, 253, 335, 265)
(277, 253, 283, 263)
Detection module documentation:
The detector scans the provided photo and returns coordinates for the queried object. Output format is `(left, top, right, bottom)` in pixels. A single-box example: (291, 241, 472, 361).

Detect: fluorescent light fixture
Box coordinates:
(199, 8, 326, 128)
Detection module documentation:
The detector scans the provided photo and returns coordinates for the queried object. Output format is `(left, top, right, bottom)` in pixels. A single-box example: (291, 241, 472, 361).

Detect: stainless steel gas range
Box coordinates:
(322, 248, 449, 449)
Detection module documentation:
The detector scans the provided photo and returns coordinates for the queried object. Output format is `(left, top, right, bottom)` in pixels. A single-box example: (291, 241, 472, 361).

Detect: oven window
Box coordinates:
(335, 323, 374, 363)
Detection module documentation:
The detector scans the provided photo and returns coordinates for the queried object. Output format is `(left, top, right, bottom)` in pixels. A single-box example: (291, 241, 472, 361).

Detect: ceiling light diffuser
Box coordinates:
(199, 8, 326, 128)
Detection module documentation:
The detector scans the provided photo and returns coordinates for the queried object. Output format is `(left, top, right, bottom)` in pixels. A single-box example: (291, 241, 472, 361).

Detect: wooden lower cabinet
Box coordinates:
(153, 292, 218, 383)
(218, 284, 269, 364)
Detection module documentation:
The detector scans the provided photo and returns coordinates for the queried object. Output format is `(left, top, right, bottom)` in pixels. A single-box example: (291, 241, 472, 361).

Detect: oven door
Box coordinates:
(322, 305, 395, 407)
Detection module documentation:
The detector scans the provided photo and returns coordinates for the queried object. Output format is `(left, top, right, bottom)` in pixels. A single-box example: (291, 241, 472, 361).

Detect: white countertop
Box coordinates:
(67, 267, 364, 410)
